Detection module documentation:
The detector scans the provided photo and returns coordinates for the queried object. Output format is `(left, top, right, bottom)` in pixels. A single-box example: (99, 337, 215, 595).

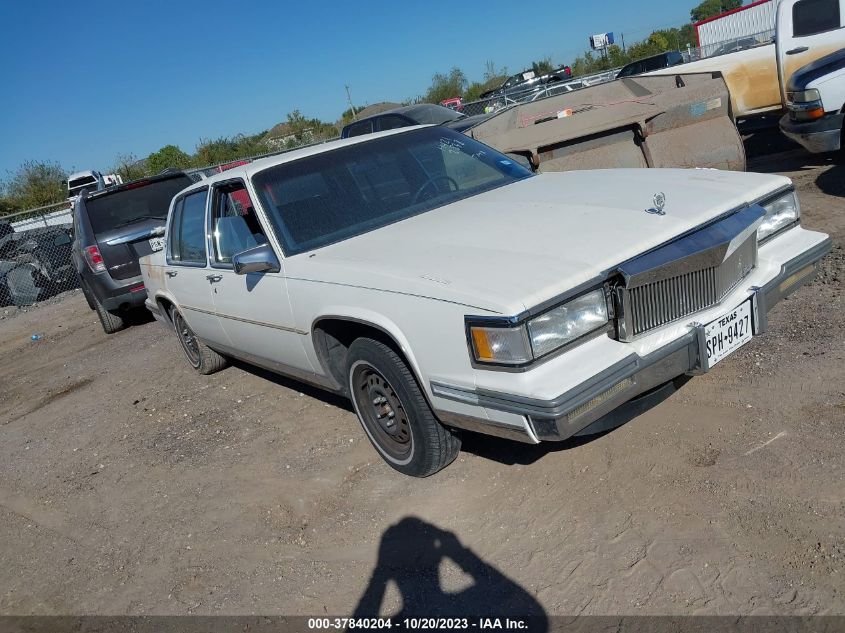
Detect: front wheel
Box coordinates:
(347, 338, 460, 477)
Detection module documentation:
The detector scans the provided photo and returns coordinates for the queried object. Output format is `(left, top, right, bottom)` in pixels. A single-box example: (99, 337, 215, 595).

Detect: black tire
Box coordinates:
(170, 308, 227, 375)
(94, 297, 126, 334)
(346, 338, 460, 477)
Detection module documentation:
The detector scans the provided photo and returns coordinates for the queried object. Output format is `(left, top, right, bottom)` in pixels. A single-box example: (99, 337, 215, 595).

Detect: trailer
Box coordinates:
(467, 71, 746, 173)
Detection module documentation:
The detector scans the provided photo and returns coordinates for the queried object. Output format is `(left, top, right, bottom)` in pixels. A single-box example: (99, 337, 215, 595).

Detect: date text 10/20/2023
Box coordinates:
(307, 617, 532, 630)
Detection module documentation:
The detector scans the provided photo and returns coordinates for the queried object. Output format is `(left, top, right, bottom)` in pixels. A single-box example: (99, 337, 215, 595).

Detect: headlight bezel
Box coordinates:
(466, 284, 612, 370)
(757, 187, 801, 244)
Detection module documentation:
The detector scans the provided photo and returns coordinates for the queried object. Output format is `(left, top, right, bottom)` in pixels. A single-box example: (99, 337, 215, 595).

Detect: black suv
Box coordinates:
(72, 172, 195, 333)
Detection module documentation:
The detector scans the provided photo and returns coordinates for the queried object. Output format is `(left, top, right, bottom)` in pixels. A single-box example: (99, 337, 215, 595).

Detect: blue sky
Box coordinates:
(0, 0, 701, 176)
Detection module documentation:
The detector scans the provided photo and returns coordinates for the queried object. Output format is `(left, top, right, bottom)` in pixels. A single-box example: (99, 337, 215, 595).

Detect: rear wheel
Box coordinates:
(347, 338, 460, 477)
(171, 308, 227, 375)
(94, 297, 126, 334)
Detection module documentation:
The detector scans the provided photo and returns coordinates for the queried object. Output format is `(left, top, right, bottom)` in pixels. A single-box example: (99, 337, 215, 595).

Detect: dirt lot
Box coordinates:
(1, 139, 843, 618)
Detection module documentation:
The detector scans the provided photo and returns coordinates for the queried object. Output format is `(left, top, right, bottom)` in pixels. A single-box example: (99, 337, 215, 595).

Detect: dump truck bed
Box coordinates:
(467, 72, 745, 173)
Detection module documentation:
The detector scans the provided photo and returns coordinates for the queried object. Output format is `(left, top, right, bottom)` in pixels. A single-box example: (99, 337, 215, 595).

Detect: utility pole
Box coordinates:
(345, 85, 358, 121)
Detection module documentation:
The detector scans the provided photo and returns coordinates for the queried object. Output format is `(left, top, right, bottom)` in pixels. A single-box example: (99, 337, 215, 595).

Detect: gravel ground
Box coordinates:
(0, 138, 843, 618)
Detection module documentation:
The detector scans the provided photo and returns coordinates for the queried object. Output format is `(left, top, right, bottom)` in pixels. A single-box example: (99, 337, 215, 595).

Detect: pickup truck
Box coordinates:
(779, 48, 845, 152)
(647, 0, 845, 119)
(140, 126, 829, 477)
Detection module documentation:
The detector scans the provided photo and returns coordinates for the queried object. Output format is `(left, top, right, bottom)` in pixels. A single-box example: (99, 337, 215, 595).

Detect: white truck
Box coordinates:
(65, 170, 123, 199)
(649, 0, 845, 119)
(779, 48, 845, 152)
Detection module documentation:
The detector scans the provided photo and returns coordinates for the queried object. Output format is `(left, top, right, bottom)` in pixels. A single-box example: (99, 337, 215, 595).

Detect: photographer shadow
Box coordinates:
(352, 517, 547, 629)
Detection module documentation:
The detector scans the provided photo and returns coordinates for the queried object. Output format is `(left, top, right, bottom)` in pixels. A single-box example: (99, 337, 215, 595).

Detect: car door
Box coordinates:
(165, 188, 228, 346)
(205, 178, 314, 373)
(777, 0, 845, 102)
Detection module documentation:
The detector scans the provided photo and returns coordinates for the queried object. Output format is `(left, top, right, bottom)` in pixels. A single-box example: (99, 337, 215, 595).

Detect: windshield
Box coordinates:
(85, 175, 193, 236)
(252, 127, 532, 256)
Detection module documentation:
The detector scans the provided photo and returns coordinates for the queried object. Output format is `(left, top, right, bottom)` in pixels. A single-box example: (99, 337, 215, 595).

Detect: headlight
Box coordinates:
(788, 89, 821, 103)
(787, 89, 824, 121)
(758, 190, 800, 242)
(468, 288, 609, 366)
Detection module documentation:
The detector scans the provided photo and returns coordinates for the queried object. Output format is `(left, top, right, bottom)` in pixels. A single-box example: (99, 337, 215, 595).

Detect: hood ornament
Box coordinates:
(646, 192, 666, 215)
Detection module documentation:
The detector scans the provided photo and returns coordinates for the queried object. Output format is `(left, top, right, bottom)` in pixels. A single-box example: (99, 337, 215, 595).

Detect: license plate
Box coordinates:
(704, 299, 753, 368)
(149, 236, 166, 252)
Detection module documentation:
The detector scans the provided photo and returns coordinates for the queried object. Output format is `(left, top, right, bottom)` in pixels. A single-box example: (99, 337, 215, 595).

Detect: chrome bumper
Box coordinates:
(433, 237, 831, 443)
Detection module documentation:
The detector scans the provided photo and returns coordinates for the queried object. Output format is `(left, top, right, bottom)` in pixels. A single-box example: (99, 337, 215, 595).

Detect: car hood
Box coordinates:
(285, 169, 790, 315)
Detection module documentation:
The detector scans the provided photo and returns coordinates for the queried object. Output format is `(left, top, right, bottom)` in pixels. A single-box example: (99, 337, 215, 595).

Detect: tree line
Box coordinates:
(0, 0, 734, 215)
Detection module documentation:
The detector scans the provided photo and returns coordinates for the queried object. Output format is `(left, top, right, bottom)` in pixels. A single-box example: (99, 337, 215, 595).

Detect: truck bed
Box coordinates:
(647, 43, 779, 118)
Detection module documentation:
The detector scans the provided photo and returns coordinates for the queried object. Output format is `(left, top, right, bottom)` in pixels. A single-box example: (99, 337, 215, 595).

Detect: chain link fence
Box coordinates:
(0, 201, 76, 311)
(685, 28, 775, 61)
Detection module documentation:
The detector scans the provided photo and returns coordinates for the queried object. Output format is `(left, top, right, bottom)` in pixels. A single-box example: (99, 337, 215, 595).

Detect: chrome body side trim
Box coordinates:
(181, 304, 308, 335)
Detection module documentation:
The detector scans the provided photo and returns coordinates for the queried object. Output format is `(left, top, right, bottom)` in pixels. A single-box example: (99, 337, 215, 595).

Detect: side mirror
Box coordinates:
(54, 233, 72, 246)
(232, 243, 280, 275)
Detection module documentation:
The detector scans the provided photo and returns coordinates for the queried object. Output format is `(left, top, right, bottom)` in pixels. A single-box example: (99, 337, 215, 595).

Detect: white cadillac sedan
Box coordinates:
(140, 126, 830, 477)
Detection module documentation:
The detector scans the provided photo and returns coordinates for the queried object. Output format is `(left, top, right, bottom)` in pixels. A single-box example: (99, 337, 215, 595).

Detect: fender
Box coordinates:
(310, 307, 427, 395)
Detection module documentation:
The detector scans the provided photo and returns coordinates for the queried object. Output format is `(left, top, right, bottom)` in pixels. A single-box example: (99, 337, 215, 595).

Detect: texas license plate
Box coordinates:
(149, 236, 166, 252)
(704, 299, 753, 368)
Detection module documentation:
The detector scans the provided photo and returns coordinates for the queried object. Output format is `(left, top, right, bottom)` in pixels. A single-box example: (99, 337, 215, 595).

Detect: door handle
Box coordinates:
(206, 274, 223, 283)
(786, 46, 808, 55)
(166, 270, 178, 277)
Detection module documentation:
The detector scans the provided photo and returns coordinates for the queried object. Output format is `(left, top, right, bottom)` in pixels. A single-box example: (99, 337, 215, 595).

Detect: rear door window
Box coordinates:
(344, 120, 374, 137)
(793, 0, 841, 36)
(169, 189, 208, 266)
(377, 115, 412, 131)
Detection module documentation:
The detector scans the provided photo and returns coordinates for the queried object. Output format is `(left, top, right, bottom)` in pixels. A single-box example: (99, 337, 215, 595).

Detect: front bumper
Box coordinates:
(432, 234, 831, 443)
(780, 112, 843, 154)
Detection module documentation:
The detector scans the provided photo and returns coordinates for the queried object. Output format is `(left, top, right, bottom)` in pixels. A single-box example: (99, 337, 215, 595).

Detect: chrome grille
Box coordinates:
(623, 235, 757, 337)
